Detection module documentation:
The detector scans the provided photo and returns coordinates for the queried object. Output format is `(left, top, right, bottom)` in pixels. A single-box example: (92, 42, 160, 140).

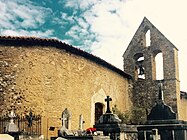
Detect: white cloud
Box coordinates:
(77, 18, 89, 29)
(63, 0, 97, 10)
(1, 29, 53, 38)
(65, 25, 81, 40)
(78, 0, 129, 69)
(74, 0, 187, 91)
(0, 0, 52, 35)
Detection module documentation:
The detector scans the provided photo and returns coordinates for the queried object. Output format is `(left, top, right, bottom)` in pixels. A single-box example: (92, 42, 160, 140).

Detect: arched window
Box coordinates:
(155, 52, 164, 80)
(145, 29, 151, 47)
(153, 50, 164, 80)
(134, 53, 145, 80)
(95, 103, 104, 124)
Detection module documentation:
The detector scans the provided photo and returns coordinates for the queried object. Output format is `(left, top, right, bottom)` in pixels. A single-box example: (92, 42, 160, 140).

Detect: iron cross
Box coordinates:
(105, 96, 112, 113)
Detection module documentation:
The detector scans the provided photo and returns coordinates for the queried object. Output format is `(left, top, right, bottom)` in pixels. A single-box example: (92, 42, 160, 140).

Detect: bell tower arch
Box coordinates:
(123, 17, 181, 119)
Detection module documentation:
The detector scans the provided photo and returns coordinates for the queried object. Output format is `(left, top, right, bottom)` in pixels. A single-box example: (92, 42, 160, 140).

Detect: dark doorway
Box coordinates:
(95, 103, 103, 124)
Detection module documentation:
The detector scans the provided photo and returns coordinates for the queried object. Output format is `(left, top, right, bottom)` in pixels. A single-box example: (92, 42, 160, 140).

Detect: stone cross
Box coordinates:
(79, 114, 84, 130)
(62, 108, 71, 129)
(62, 117, 67, 129)
(105, 96, 112, 113)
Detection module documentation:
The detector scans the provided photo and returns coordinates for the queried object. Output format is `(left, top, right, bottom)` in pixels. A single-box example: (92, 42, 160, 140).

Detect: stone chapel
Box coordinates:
(0, 17, 186, 138)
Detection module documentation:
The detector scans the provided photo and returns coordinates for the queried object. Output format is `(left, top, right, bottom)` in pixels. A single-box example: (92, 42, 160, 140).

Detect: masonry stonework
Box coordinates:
(123, 17, 185, 120)
(0, 37, 132, 138)
(181, 93, 187, 119)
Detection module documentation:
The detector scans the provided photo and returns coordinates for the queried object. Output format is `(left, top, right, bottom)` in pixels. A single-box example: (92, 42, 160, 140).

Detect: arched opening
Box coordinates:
(91, 89, 106, 126)
(145, 29, 151, 47)
(134, 53, 145, 80)
(153, 50, 164, 80)
(95, 102, 104, 124)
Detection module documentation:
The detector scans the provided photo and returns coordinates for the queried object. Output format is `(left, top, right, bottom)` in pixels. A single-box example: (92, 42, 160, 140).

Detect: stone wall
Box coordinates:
(181, 98, 187, 120)
(180, 92, 187, 120)
(0, 39, 132, 138)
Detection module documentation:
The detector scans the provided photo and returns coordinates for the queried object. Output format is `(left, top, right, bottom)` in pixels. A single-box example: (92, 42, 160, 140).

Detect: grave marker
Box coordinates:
(105, 96, 112, 113)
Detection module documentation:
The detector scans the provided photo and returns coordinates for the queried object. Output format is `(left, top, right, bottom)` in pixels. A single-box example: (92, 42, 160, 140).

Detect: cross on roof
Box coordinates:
(105, 96, 112, 113)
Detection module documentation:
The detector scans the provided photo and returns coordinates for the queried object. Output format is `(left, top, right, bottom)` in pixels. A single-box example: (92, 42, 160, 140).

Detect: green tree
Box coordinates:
(112, 105, 147, 124)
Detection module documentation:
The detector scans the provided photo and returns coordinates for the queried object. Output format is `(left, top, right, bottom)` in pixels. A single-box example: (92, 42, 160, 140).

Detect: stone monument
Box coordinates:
(147, 83, 176, 120)
(138, 83, 187, 140)
(59, 108, 74, 137)
(105, 96, 112, 113)
(57, 108, 111, 140)
(61, 108, 71, 130)
(78, 114, 85, 131)
(5, 110, 19, 140)
(94, 96, 125, 140)
(5, 110, 19, 133)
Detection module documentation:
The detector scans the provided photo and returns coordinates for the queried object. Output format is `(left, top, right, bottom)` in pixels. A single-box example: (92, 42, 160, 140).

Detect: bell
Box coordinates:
(139, 66, 144, 75)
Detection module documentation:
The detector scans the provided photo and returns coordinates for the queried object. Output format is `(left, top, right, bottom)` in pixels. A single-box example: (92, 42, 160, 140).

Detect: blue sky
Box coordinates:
(0, 0, 187, 91)
(0, 0, 99, 52)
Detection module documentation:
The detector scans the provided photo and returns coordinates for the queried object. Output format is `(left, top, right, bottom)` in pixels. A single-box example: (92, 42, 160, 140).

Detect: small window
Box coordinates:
(146, 29, 151, 47)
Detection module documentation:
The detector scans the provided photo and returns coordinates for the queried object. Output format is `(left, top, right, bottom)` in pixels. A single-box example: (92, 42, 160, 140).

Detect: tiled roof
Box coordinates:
(0, 36, 132, 79)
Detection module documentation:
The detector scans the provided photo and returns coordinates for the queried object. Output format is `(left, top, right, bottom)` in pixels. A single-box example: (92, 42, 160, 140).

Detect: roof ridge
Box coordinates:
(0, 35, 132, 79)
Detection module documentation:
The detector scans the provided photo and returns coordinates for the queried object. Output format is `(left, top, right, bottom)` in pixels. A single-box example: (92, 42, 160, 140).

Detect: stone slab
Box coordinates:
(55, 136, 110, 140)
(0, 134, 14, 140)
(55, 137, 68, 140)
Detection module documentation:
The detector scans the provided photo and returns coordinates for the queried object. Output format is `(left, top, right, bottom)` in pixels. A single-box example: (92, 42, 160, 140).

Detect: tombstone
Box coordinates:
(59, 108, 74, 137)
(61, 108, 71, 130)
(94, 96, 125, 140)
(5, 110, 19, 140)
(5, 110, 19, 132)
(78, 114, 85, 131)
(138, 83, 187, 140)
(147, 83, 176, 120)
(58, 108, 110, 140)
